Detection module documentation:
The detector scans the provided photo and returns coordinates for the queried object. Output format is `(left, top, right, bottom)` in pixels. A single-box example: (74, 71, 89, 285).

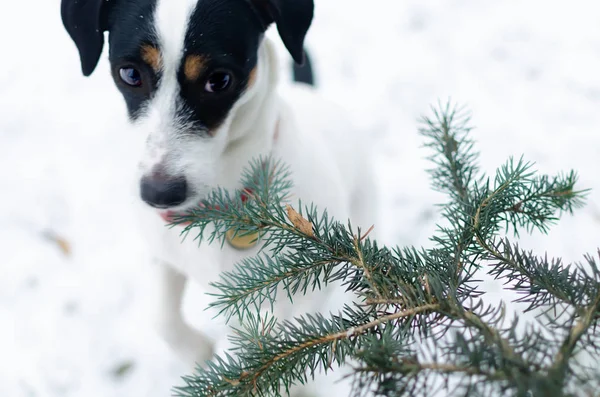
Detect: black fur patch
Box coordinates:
(177, 0, 265, 131)
(107, 0, 159, 119)
(106, 0, 264, 129)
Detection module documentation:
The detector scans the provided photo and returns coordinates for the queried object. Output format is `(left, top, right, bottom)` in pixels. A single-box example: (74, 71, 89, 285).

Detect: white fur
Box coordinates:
(134, 0, 223, 198)
(131, 1, 377, 394)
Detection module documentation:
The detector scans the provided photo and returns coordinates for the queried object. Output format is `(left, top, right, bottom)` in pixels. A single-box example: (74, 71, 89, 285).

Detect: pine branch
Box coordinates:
(173, 102, 595, 397)
(420, 102, 481, 283)
(207, 206, 392, 321)
(420, 101, 480, 202)
(176, 305, 438, 397)
(484, 241, 600, 314)
(549, 291, 600, 388)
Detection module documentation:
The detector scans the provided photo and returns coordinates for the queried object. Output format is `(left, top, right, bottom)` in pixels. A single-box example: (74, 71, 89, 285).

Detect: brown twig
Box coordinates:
(232, 304, 440, 391)
(549, 292, 600, 386)
(351, 235, 384, 300)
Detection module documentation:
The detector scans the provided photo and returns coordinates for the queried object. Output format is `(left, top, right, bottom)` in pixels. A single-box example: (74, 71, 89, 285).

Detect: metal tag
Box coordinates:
(225, 229, 261, 250)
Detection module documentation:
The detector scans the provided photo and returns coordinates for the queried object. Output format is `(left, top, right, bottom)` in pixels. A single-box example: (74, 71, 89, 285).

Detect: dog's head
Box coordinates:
(61, 0, 313, 210)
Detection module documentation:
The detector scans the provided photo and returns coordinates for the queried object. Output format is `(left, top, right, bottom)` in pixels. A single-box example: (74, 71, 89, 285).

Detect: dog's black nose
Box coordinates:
(140, 175, 188, 208)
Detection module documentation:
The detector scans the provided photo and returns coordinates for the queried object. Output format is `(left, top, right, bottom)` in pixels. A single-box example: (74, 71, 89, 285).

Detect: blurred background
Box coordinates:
(1, 0, 599, 396)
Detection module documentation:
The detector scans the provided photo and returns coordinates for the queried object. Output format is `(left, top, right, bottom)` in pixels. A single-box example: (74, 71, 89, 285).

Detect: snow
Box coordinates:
(1, 0, 599, 396)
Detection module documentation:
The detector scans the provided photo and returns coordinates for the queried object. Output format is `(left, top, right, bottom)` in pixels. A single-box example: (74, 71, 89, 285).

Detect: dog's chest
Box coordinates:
(136, 209, 262, 286)
(137, 168, 348, 300)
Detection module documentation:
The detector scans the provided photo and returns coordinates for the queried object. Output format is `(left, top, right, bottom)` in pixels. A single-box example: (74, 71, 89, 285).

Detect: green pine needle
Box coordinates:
(172, 102, 597, 397)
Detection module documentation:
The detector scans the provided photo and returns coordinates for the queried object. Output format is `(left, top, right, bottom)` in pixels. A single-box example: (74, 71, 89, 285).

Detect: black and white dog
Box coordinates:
(61, 0, 376, 391)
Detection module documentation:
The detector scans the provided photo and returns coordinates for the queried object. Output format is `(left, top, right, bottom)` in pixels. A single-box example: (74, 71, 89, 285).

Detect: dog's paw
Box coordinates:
(189, 339, 215, 369)
(156, 319, 214, 369)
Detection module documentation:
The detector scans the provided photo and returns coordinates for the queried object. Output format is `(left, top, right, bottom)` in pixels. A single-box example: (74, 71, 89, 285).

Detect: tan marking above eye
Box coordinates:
(184, 55, 208, 82)
(141, 45, 162, 72)
(247, 66, 258, 88)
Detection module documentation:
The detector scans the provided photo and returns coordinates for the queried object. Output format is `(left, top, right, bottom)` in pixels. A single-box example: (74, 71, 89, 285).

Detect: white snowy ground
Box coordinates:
(1, 0, 599, 396)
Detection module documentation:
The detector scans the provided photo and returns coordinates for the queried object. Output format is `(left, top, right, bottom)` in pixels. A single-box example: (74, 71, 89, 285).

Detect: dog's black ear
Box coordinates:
(61, 0, 114, 76)
(253, 0, 314, 65)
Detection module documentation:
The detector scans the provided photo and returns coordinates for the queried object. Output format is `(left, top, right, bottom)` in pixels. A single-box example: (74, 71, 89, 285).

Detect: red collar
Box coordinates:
(159, 118, 280, 225)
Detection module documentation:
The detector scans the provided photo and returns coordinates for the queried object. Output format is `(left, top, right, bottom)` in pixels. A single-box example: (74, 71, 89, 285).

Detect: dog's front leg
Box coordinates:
(152, 261, 214, 368)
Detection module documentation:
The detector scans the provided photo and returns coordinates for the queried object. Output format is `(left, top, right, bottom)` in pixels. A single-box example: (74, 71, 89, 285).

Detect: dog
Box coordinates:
(61, 0, 376, 393)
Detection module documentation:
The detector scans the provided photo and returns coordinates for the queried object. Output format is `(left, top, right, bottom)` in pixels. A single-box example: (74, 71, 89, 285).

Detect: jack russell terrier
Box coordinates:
(61, 0, 377, 392)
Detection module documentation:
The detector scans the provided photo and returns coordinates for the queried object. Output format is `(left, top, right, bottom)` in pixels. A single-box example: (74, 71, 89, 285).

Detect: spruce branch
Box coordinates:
(419, 101, 480, 202)
(174, 102, 596, 397)
(177, 305, 437, 396)
(549, 291, 600, 388)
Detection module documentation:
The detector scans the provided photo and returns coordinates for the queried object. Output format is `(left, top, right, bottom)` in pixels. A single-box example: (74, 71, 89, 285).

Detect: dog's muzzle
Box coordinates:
(140, 174, 188, 209)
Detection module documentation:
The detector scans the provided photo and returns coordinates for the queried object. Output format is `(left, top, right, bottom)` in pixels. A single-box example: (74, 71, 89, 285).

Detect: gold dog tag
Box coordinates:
(226, 229, 260, 250)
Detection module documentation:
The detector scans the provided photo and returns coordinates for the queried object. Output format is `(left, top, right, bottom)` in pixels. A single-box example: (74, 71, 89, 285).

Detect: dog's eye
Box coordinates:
(119, 67, 143, 87)
(204, 72, 232, 93)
